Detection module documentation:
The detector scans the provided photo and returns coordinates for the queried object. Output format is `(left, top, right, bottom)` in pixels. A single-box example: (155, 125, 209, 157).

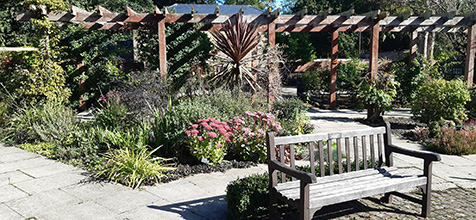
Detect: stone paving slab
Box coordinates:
(0, 170, 35, 186)
(0, 150, 41, 163)
(59, 182, 129, 202)
(0, 184, 30, 203)
(13, 170, 89, 194)
(94, 189, 166, 214)
(0, 156, 57, 174)
(0, 204, 23, 220)
(20, 161, 80, 178)
(5, 188, 83, 218)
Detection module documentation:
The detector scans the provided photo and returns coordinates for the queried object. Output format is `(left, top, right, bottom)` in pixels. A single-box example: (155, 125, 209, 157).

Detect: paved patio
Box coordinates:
(1, 108, 475, 219)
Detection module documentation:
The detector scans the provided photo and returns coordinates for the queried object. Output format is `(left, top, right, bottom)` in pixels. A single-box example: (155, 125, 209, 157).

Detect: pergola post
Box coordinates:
(158, 20, 167, 79)
(330, 31, 339, 109)
(409, 31, 418, 64)
(427, 32, 435, 60)
(465, 24, 476, 86)
(418, 32, 429, 60)
(369, 20, 380, 78)
(267, 20, 276, 108)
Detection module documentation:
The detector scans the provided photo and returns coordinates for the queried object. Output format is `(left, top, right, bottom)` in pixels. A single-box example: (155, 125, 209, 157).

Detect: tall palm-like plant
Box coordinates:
(210, 13, 260, 90)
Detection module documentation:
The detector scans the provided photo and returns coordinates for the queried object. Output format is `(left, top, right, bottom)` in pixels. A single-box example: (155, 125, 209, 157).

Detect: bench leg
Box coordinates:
(381, 192, 393, 204)
(421, 185, 431, 217)
(270, 191, 280, 219)
(421, 160, 433, 217)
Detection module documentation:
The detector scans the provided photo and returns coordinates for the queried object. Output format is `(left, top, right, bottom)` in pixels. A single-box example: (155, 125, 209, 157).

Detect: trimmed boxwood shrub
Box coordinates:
(226, 173, 271, 220)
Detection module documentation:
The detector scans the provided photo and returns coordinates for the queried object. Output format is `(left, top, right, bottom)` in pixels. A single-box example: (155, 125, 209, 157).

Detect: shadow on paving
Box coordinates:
(147, 195, 226, 220)
(282, 197, 419, 220)
(450, 176, 476, 181)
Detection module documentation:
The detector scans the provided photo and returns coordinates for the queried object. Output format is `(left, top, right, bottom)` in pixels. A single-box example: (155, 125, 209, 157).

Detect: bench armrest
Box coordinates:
(269, 159, 317, 184)
(388, 144, 441, 162)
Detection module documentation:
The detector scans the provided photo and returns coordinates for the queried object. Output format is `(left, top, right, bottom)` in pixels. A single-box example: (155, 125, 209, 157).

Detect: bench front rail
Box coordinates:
(266, 122, 441, 220)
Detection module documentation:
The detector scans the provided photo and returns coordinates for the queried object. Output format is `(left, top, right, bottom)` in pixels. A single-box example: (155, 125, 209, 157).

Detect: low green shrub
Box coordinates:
(95, 90, 136, 130)
(17, 142, 57, 158)
(429, 122, 476, 155)
(391, 56, 440, 105)
(411, 79, 470, 124)
(273, 97, 308, 121)
(273, 97, 313, 136)
(96, 147, 173, 188)
(4, 102, 76, 144)
(300, 59, 366, 98)
(226, 173, 271, 220)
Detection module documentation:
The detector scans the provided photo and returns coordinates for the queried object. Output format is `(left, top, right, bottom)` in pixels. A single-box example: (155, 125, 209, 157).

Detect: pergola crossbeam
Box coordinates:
(15, 5, 476, 92)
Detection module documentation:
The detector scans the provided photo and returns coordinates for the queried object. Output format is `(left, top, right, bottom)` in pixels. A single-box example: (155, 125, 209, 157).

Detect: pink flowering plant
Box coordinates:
(429, 121, 476, 155)
(229, 111, 282, 162)
(185, 118, 233, 164)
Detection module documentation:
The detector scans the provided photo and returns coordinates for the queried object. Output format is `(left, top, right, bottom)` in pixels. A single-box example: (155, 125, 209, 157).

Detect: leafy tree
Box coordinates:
(276, 32, 316, 62)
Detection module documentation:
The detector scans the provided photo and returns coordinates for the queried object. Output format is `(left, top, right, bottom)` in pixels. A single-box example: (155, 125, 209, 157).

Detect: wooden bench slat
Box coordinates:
(327, 140, 333, 175)
(370, 134, 376, 168)
(278, 171, 425, 204)
(309, 176, 427, 208)
(275, 167, 398, 191)
(274, 127, 386, 145)
(336, 138, 343, 174)
(309, 142, 315, 175)
(362, 136, 367, 169)
(345, 137, 351, 172)
(278, 169, 412, 199)
(354, 137, 359, 171)
(318, 141, 325, 177)
(280, 145, 286, 183)
(290, 145, 296, 181)
(378, 134, 383, 167)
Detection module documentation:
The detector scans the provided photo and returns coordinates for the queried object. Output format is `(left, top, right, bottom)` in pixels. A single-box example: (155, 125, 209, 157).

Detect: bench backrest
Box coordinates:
(267, 123, 392, 182)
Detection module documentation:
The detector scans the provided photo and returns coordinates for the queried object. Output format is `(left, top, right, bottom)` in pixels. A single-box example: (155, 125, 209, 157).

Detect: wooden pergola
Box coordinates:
(17, 5, 476, 107)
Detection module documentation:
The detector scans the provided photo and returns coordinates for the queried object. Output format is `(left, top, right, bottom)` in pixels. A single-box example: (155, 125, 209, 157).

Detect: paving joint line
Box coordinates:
(2, 202, 26, 218)
(8, 182, 32, 196)
(16, 169, 37, 179)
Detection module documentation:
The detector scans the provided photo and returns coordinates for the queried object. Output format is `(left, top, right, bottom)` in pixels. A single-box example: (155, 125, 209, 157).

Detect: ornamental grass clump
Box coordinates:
(97, 147, 173, 188)
(429, 121, 476, 155)
(185, 118, 233, 164)
(229, 111, 282, 162)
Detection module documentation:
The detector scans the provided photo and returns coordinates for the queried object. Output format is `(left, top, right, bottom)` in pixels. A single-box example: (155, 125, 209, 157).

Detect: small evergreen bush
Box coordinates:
(411, 79, 470, 124)
(226, 173, 271, 220)
(273, 98, 314, 136)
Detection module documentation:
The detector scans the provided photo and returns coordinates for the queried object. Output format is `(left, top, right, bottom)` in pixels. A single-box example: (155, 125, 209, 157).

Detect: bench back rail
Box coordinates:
(268, 126, 389, 183)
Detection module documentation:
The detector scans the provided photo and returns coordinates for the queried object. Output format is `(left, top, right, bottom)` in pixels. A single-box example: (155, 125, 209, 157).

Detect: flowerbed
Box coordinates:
(429, 121, 476, 155)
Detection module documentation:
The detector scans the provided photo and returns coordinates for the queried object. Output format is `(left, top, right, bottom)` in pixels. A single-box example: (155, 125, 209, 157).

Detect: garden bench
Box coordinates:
(266, 122, 441, 220)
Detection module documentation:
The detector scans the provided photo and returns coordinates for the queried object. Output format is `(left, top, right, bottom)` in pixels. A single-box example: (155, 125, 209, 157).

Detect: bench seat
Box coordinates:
(274, 167, 427, 209)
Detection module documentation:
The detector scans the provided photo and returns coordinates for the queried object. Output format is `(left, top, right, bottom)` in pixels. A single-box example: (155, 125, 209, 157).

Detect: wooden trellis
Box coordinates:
(16, 5, 476, 107)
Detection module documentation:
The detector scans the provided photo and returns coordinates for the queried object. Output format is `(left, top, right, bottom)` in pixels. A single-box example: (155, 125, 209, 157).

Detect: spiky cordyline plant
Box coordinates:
(210, 13, 260, 90)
